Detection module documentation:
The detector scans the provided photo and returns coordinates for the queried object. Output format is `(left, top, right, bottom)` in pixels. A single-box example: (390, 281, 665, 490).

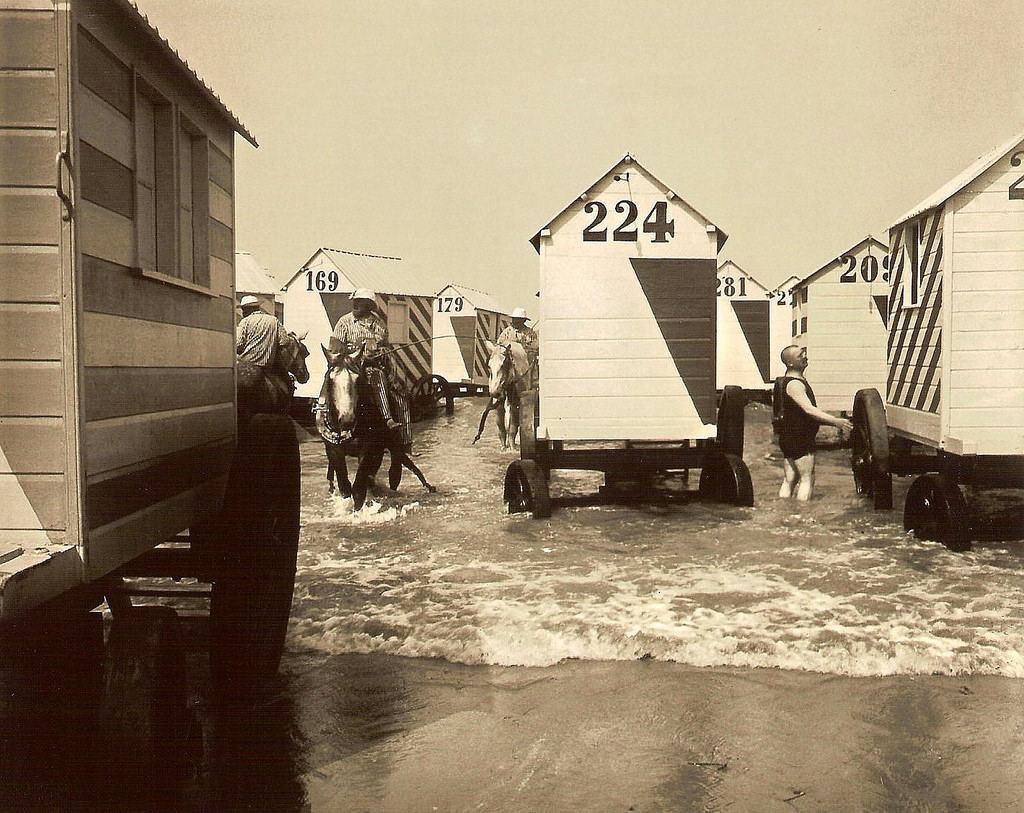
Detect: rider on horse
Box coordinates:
(496, 307, 538, 389)
(236, 295, 296, 405)
(327, 288, 403, 433)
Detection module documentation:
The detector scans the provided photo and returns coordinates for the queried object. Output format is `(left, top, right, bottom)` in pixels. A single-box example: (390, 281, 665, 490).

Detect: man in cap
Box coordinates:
(496, 307, 539, 388)
(329, 289, 403, 432)
(236, 294, 286, 366)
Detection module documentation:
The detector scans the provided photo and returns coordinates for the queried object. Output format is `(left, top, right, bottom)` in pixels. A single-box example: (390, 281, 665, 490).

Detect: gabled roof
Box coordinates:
(284, 247, 437, 298)
(115, 1, 256, 146)
(717, 259, 770, 293)
(794, 235, 888, 289)
(891, 128, 1024, 228)
(235, 251, 279, 295)
(436, 283, 509, 315)
(530, 153, 728, 253)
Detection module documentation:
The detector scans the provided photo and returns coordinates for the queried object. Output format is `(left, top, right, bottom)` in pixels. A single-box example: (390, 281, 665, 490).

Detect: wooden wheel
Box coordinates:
(904, 473, 970, 551)
(409, 374, 454, 422)
(716, 385, 746, 458)
(504, 459, 551, 519)
(851, 388, 892, 510)
(519, 389, 539, 460)
(100, 605, 190, 785)
(698, 451, 754, 506)
(204, 413, 300, 703)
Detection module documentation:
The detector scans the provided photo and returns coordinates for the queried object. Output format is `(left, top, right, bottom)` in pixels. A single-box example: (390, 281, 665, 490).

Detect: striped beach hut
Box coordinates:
(530, 153, 728, 441)
(235, 250, 282, 320)
(432, 283, 511, 385)
(715, 260, 773, 393)
(884, 131, 1024, 455)
(0, 0, 254, 612)
(279, 247, 437, 400)
(790, 236, 890, 413)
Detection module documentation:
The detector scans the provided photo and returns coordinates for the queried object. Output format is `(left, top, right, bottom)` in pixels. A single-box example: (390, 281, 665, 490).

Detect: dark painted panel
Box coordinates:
(731, 299, 771, 382)
(630, 257, 717, 423)
(208, 143, 233, 194)
(83, 367, 235, 420)
(0, 362, 63, 416)
(0, 419, 64, 473)
(81, 254, 234, 332)
(80, 140, 134, 218)
(208, 217, 233, 261)
(451, 314, 476, 376)
(77, 26, 132, 117)
(13, 475, 67, 530)
(85, 440, 234, 529)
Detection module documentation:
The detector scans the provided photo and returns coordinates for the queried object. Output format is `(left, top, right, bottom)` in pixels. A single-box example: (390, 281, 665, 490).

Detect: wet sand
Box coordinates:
(217, 651, 1023, 812)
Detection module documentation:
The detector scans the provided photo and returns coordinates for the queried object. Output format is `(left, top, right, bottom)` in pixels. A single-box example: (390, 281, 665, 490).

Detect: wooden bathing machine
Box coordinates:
(432, 283, 511, 387)
(852, 131, 1024, 548)
(789, 235, 890, 413)
(715, 259, 773, 396)
(505, 154, 752, 518)
(0, 0, 255, 617)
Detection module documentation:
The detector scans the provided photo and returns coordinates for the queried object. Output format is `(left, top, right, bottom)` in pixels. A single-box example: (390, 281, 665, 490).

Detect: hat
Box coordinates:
(511, 307, 530, 321)
(350, 288, 376, 301)
(240, 295, 260, 309)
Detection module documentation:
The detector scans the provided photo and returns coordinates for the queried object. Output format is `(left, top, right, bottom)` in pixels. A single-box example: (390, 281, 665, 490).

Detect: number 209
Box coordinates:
(583, 200, 675, 243)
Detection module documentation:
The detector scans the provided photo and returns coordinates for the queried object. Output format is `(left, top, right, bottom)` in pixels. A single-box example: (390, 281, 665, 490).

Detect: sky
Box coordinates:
(132, 0, 1024, 314)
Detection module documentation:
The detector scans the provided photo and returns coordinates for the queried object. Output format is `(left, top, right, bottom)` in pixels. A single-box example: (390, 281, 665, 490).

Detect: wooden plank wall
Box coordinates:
(0, 4, 71, 548)
(381, 294, 434, 389)
(73, 4, 238, 576)
(946, 151, 1024, 455)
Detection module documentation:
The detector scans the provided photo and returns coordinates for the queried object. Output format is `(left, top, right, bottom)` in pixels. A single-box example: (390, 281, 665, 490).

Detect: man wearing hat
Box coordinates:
(329, 289, 403, 432)
(236, 294, 286, 366)
(497, 307, 539, 388)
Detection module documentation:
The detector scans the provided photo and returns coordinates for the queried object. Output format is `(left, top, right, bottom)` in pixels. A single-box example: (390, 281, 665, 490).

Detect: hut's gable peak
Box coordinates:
(530, 153, 727, 252)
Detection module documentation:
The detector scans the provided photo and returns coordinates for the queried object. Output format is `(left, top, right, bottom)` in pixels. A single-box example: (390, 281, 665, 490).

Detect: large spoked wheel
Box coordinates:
(204, 413, 300, 703)
(504, 459, 551, 518)
(851, 388, 892, 510)
(698, 451, 754, 506)
(100, 605, 190, 785)
(519, 389, 539, 460)
(716, 385, 747, 458)
(904, 473, 970, 551)
(409, 374, 454, 422)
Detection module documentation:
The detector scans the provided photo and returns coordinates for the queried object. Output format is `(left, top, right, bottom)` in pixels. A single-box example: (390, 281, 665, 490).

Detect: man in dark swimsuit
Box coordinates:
(774, 345, 853, 500)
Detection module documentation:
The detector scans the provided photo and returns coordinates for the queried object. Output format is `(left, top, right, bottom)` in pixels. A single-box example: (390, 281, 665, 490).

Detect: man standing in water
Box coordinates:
(774, 345, 853, 501)
(497, 307, 539, 389)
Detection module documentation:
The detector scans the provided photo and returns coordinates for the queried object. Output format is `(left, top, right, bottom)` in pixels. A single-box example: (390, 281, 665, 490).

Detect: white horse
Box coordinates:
(472, 340, 532, 450)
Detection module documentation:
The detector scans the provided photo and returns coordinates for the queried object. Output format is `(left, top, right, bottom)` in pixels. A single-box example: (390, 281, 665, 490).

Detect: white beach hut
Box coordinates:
(432, 284, 511, 386)
(715, 260, 773, 394)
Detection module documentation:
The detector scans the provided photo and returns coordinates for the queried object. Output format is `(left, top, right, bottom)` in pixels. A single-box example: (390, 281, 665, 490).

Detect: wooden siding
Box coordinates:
(945, 151, 1024, 455)
(538, 161, 721, 440)
(0, 3, 70, 543)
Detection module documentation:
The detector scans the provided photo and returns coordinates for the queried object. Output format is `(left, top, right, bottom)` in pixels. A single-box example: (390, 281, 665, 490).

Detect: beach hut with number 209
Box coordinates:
(851, 130, 1024, 550)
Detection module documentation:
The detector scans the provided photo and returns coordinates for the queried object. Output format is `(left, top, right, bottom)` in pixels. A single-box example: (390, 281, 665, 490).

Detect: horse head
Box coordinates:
(320, 343, 366, 436)
(278, 329, 311, 385)
(484, 340, 514, 400)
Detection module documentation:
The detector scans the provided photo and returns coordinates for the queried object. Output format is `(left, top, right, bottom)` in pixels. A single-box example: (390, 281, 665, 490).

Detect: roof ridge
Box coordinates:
(321, 246, 402, 261)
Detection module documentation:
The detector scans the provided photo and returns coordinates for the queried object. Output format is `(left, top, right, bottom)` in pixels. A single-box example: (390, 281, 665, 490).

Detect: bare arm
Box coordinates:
(786, 380, 854, 432)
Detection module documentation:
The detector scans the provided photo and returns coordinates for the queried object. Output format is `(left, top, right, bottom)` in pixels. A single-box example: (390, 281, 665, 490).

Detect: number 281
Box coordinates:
(583, 200, 675, 243)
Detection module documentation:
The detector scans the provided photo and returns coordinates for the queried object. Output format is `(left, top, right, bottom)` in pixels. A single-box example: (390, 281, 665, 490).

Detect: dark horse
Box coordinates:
(316, 344, 435, 509)
(236, 329, 310, 420)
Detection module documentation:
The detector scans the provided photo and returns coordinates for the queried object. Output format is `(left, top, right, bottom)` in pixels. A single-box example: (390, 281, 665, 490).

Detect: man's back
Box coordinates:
(237, 310, 281, 366)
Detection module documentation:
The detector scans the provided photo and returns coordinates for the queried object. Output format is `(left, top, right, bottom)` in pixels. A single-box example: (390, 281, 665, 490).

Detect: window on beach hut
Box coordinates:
(387, 301, 411, 344)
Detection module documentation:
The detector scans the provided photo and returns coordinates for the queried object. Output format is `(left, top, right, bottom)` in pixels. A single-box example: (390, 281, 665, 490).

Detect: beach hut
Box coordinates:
(432, 283, 511, 386)
(715, 260, 773, 394)
(279, 247, 437, 401)
(768, 274, 800, 378)
(234, 250, 282, 320)
(789, 235, 890, 412)
(0, 0, 255, 600)
(852, 129, 1024, 547)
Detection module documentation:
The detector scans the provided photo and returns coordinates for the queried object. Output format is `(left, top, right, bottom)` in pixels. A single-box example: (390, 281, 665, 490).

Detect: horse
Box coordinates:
(472, 340, 531, 450)
(237, 329, 310, 421)
(315, 344, 435, 509)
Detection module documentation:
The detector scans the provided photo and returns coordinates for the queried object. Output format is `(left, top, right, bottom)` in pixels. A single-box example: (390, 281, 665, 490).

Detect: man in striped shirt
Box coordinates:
(236, 295, 285, 366)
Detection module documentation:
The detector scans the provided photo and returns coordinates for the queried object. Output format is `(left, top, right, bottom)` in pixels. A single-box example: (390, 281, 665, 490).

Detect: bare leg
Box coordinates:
(779, 457, 798, 498)
(794, 454, 816, 501)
